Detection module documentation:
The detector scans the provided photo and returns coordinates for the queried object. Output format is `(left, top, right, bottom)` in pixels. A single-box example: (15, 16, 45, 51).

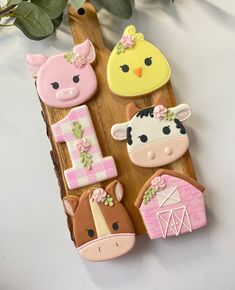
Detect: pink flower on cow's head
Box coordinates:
(120, 34, 135, 48)
(151, 176, 166, 191)
(92, 188, 107, 203)
(72, 54, 87, 67)
(76, 137, 90, 153)
(153, 105, 168, 120)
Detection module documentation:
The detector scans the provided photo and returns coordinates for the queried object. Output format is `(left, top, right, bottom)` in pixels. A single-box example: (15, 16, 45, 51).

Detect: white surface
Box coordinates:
(0, 0, 235, 289)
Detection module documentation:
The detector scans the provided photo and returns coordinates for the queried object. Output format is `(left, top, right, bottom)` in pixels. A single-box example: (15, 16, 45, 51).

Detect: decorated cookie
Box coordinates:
(26, 39, 97, 108)
(135, 169, 207, 239)
(63, 180, 136, 261)
(111, 102, 191, 168)
(107, 25, 171, 97)
(52, 105, 117, 189)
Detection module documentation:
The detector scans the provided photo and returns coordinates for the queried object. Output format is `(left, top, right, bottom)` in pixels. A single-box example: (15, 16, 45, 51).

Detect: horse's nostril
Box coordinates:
(147, 151, 155, 159)
(164, 146, 173, 155)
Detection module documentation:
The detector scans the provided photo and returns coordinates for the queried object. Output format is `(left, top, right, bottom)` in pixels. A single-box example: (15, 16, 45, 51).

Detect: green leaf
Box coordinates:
(52, 13, 63, 29)
(99, 0, 132, 19)
(13, 2, 54, 39)
(31, 0, 68, 19)
(7, 0, 22, 5)
(72, 121, 83, 139)
(69, 0, 86, 9)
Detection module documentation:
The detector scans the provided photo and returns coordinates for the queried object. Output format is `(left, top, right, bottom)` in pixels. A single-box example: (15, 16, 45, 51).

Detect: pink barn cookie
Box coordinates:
(63, 180, 136, 261)
(52, 105, 117, 189)
(135, 169, 207, 239)
(111, 102, 191, 168)
(26, 39, 97, 108)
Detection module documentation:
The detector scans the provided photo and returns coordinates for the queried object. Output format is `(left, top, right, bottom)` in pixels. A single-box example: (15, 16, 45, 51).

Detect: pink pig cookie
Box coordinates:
(26, 39, 97, 108)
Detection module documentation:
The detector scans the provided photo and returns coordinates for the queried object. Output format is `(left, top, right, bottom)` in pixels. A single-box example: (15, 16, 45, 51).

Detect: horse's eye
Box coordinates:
(138, 135, 148, 143)
(51, 82, 59, 89)
(144, 57, 152, 66)
(112, 222, 119, 231)
(162, 126, 171, 135)
(87, 229, 95, 237)
(73, 75, 80, 83)
(120, 64, 129, 73)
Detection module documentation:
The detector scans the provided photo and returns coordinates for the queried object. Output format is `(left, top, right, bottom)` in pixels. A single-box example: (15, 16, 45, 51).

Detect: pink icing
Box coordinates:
(120, 35, 135, 48)
(92, 188, 107, 203)
(76, 137, 90, 152)
(153, 105, 168, 120)
(151, 176, 166, 190)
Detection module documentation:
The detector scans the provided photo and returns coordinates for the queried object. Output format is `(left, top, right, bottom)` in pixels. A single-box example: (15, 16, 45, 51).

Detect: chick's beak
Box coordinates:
(134, 67, 142, 77)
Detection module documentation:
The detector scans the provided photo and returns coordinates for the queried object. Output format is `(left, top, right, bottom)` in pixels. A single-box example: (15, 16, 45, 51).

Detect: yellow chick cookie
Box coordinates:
(107, 25, 171, 98)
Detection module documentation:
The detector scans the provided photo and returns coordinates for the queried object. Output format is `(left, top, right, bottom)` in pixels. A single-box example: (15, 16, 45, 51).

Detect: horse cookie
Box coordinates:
(111, 103, 191, 168)
(107, 25, 171, 97)
(27, 39, 97, 108)
(135, 169, 207, 239)
(52, 105, 117, 189)
(63, 180, 136, 261)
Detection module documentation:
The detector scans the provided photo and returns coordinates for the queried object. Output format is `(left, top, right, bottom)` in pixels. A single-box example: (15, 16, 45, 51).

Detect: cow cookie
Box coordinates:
(135, 169, 207, 239)
(63, 180, 136, 262)
(107, 25, 171, 97)
(26, 39, 97, 108)
(111, 103, 191, 168)
(52, 105, 118, 189)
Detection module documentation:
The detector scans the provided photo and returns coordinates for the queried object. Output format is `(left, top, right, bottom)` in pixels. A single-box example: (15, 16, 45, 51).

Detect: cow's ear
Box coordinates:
(26, 54, 47, 77)
(126, 103, 139, 120)
(172, 104, 191, 122)
(73, 39, 96, 63)
(111, 122, 128, 141)
(63, 196, 79, 216)
(105, 180, 124, 202)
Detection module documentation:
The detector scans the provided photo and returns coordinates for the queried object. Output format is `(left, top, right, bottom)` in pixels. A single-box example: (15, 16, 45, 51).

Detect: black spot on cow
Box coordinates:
(136, 107, 154, 118)
(174, 119, 186, 134)
(127, 127, 133, 145)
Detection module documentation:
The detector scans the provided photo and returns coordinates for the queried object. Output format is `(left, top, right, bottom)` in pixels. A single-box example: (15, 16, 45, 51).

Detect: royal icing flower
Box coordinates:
(76, 137, 90, 153)
(151, 176, 166, 191)
(153, 105, 168, 120)
(72, 55, 87, 67)
(120, 34, 135, 48)
(92, 188, 107, 203)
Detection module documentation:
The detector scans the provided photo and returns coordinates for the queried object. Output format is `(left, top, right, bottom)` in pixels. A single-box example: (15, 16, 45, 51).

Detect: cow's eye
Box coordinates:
(51, 82, 59, 89)
(87, 229, 95, 237)
(120, 64, 129, 73)
(73, 75, 80, 83)
(112, 222, 119, 231)
(139, 135, 148, 143)
(144, 57, 152, 66)
(162, 126, 171, 135)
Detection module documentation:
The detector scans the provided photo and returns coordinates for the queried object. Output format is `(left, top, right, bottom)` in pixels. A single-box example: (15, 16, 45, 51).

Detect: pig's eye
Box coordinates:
(87, 229, 95, 237)
(73, 75, 80, 83)
(51, 82, 59, 89)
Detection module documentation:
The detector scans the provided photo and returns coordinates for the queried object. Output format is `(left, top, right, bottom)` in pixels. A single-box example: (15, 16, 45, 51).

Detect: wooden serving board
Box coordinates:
(40, 2, 196, 238)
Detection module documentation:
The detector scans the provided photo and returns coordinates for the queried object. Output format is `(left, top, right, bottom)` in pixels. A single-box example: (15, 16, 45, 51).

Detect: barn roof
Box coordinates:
(134, 169, 205, 208)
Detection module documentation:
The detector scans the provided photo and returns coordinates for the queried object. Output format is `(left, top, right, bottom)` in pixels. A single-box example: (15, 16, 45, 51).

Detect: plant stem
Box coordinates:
(0, 23, 14, 26)
(0, 4, 16, 16)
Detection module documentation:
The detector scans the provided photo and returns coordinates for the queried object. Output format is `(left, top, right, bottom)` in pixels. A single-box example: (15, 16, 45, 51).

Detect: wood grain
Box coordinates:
(40, 2, 197, 238)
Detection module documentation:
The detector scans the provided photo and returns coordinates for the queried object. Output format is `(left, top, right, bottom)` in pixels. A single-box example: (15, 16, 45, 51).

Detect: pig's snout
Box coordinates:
(56, 87, 80, 101)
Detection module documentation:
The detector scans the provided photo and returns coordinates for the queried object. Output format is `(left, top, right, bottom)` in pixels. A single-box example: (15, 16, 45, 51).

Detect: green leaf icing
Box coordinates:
(79, 152, 92, 169)
(104, 194, 114, 207)
(143, 187, 157, 205)
(72, 121, 83, 139)
(64, 51, 74, 64)
(165, 110, 175, 121)
(116, 42, 126, 54)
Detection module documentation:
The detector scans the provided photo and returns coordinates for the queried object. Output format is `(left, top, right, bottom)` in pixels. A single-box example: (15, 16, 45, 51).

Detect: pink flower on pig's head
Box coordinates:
(26, 39, 97, 109)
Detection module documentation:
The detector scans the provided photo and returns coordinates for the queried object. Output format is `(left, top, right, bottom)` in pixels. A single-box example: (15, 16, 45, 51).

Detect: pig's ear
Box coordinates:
(73, 39, 96, 63)
(63, 196, 79, 216)
(111, 122, 129, 141)
(171, 104, 191, 122)
(26, 54, 47, 77)
(105, 180, 124, 202)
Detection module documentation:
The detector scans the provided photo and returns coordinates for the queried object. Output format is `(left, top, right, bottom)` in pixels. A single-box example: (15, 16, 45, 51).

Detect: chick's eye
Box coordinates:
(144, 57, 152, 66)
(73, 75, 80, 83)
(87, 229, 94, 237)
(120, 64, 129, 73)
(112, 222, 119, 231)
(139, 135, 148, 143)
(51, 82, 59, 89)
(162, 126, 171, 135)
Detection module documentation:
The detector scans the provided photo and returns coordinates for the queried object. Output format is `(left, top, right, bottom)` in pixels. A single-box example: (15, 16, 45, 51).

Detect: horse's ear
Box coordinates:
(126, 103, 140, 120)
(105, 180, 124, 202)
(63, 196, 79, 216)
